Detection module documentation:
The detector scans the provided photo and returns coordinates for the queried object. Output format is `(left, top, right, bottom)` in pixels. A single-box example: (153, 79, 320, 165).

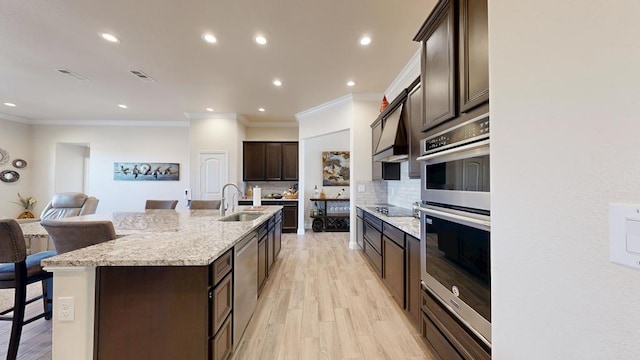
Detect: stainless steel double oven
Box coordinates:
(417, 113, 491, 346)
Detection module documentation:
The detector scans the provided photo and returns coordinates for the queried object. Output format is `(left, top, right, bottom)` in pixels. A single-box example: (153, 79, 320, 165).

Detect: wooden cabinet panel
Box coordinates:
(282, 142, 299, 181)
(383, 236, 405, 308)
(406, 235, 422, 329)
(274, 215, 282, 259)
(282, 204, 298, 232)
(422, 311, 464, 360)
(407, 81, 423, 179)
(267, 222, 275, 274)
(363, 239, 383, 277)
(211, 314, 232, 360)
(459, 0, 489, 112)
(211, 272, 233, 335)
(421, 0, 457, 131)
(265, 143, 283, 180)
(95, 266, 209, 359)
(371, 119, 383, 180)
(212, 249, 232, 285)
(243, 142, 266, 181)
(258, 235, 267, 294)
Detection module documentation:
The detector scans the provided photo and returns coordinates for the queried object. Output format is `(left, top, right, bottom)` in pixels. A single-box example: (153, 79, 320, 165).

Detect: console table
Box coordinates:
(309, 198, 350, 232)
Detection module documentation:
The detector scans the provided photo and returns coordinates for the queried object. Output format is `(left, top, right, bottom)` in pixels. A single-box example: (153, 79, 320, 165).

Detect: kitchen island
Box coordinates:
(30, 206, 282, 360)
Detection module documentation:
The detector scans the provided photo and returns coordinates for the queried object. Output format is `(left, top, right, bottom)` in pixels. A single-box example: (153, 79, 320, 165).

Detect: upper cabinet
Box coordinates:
(406, 78, 423, 179)
(415, 0, 488, 132)
(459, 0, 489, 112)
(243, 141, 298, 181)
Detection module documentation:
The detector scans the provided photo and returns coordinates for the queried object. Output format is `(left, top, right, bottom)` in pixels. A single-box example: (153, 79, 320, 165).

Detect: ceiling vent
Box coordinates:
(56, 69, 90, 81)
(129, 70, 156, 82)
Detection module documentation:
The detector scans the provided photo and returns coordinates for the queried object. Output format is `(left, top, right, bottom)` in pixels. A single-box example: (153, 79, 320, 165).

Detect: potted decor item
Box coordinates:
(13, 192, 37, 219)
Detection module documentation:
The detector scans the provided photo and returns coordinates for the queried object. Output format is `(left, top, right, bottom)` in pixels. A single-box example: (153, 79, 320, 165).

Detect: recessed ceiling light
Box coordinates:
(255, 35, 267, 45)
(202, 33, 217, 44)
(359, 36, 372, 46)
(4, 102, 16, 107)
(118, 104, 128, 109)
(347, 81, 356, 87)
(258, 107, 265, 112)
(273, 79, 282, 87)
(206, 108, 214, 112)
(101, 33, 120, 43)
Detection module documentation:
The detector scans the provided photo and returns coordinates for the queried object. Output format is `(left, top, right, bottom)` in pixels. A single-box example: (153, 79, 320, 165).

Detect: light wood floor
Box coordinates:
(0, 232, 435, 360)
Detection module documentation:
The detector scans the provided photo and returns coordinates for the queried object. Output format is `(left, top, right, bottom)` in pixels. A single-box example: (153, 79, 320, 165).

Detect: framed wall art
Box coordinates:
(322, 151, 350, 186)
(114, 162, 179, 181)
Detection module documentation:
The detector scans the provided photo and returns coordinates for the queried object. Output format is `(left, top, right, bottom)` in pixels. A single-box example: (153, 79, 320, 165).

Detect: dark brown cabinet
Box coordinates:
(265, 143, 283, 180)
(418, 0, 457, 131)
(274, 211, 282, 259)
(421, 288, 491, 360)
(282, 142, 299, 181)
(94, 248, 235, 359)
(405, 234, 421, 328)
(258, 229, 267, 293)
(415, 0, 489, 133)
(459, 0, 489, 112)
(243, 141, 298, 181)
(407, 79, 423, 179)
(243, 142, 266, 181)
(383, 237, 405, 308)
(371, 105, 402, 181)
(362, 213, 383, 276)
(267, 217, 275, 275)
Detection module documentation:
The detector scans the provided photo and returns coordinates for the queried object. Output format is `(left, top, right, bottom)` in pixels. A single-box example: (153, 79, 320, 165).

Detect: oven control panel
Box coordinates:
(422, 114, 489, 155)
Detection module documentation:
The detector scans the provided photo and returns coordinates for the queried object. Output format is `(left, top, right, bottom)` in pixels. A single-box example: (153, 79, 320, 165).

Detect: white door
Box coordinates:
(198, 151, 227, 200)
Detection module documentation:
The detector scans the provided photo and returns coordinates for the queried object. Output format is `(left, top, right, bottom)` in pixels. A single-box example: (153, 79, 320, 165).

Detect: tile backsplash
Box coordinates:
(387, 162, 421, 209)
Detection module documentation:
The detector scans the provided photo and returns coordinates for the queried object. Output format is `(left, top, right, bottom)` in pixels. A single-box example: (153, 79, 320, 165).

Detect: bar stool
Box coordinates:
(40, 220, 117, 255)
(0, 219, 56, 360)
(189, 200, 221, 210)
(145, 200, 178, 209)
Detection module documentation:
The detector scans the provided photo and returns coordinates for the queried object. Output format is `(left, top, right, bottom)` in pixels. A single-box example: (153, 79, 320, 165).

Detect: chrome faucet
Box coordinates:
(220, 183, 242, 217)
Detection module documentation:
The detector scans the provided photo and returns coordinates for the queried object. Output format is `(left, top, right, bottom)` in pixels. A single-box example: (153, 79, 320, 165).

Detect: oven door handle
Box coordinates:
(419, 207, 491, 230)
(417, 138, 490, 162)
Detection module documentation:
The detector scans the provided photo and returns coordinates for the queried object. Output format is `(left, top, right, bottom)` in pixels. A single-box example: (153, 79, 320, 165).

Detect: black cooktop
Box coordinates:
(367, 205, 413, 217)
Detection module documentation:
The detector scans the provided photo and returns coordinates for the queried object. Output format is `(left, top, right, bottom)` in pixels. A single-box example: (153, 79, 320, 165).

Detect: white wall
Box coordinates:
(0, 118, 32, 218)
(245, 126, 298, 141)
(302, 130, 350, 229)
(490, 0, 640, 358)
(30, 124, 190, 213)
(54, 143, 88, 193)
(189, 115, 246, 197)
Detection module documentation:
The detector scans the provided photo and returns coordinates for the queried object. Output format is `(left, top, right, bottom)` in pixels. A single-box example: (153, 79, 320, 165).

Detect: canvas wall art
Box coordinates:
(322, 151, 350, 186)
(114, 162, 179, 181)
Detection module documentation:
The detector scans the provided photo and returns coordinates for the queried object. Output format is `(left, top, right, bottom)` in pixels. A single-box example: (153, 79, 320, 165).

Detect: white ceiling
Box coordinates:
(0, 0, 435, 124)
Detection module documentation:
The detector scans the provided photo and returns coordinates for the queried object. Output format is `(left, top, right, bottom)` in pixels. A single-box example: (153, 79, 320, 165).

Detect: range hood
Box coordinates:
(373, 103, 408, 162)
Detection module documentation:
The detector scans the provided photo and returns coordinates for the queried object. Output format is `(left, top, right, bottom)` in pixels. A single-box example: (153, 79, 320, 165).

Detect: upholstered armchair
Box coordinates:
(25, 192, 99, 254)
(40, 192, 99, 220)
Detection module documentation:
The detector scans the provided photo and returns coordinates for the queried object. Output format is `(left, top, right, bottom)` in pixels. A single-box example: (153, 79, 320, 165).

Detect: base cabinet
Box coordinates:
(94, 249, 234, 360)
(405, 234, 422, 327)
(421, 288, 491, 360)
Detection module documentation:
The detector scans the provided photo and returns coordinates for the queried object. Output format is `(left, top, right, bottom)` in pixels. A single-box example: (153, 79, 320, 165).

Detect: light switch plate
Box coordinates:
(609, 203, 640, 270)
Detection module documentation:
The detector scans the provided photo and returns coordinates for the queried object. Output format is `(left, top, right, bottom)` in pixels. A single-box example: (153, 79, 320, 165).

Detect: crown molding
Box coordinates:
(384, 46, 421, 100)
(27, 119, 189, 127)
(295, 94, 354, 121)
(244, 121, 297, 128)
(0, 112, 31, 124)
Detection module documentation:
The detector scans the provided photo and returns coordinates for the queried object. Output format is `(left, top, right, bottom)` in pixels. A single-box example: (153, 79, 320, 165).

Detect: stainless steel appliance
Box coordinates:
(233, 232, 258, 347)
(417, 113, 491, 346)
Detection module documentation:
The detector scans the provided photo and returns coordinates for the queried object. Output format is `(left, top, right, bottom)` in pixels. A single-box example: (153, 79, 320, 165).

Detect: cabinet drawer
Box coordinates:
(211, 272, 233, 335)
(211, 313, 232, 360)
(383, 222, 405, 248)
(212, 249, 233, 285)
(363, 239, 383, 277)
(422, 311, 464, 360)
(363, 221, 382, 254)
(364, 212, 383, 231)
(423, 290, 491, 360)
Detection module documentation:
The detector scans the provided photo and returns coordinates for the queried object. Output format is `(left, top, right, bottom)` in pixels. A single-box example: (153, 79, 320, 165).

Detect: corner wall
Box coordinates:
(0, 118, 32, 218)
(490, 0, 640, 358)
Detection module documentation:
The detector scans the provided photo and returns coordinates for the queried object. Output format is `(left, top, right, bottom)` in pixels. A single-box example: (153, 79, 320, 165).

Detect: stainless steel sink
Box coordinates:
(218, 212, 263, 222)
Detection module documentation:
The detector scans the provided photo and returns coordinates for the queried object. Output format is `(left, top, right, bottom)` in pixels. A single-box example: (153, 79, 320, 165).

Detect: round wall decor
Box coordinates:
(12, 159, 27, 168)
(0, 170, 20, 183)
(0, 148, 9, 165)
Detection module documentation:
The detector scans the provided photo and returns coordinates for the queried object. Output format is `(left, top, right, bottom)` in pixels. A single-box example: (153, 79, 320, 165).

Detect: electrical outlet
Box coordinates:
(58, 296, 75, 322)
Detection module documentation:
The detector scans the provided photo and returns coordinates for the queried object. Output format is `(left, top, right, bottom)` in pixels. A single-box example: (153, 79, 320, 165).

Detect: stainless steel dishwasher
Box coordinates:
(233, 231, 258, 348)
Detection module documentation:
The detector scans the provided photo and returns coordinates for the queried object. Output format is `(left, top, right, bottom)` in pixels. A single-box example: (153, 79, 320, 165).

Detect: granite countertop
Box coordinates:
(357, 205, 420, 239)
(37, 206, 281, 268)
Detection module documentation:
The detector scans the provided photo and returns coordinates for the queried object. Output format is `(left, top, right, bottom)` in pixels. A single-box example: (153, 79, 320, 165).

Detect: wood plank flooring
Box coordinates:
(233, 232, 434, 360)
(0, 231, 435, 360)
